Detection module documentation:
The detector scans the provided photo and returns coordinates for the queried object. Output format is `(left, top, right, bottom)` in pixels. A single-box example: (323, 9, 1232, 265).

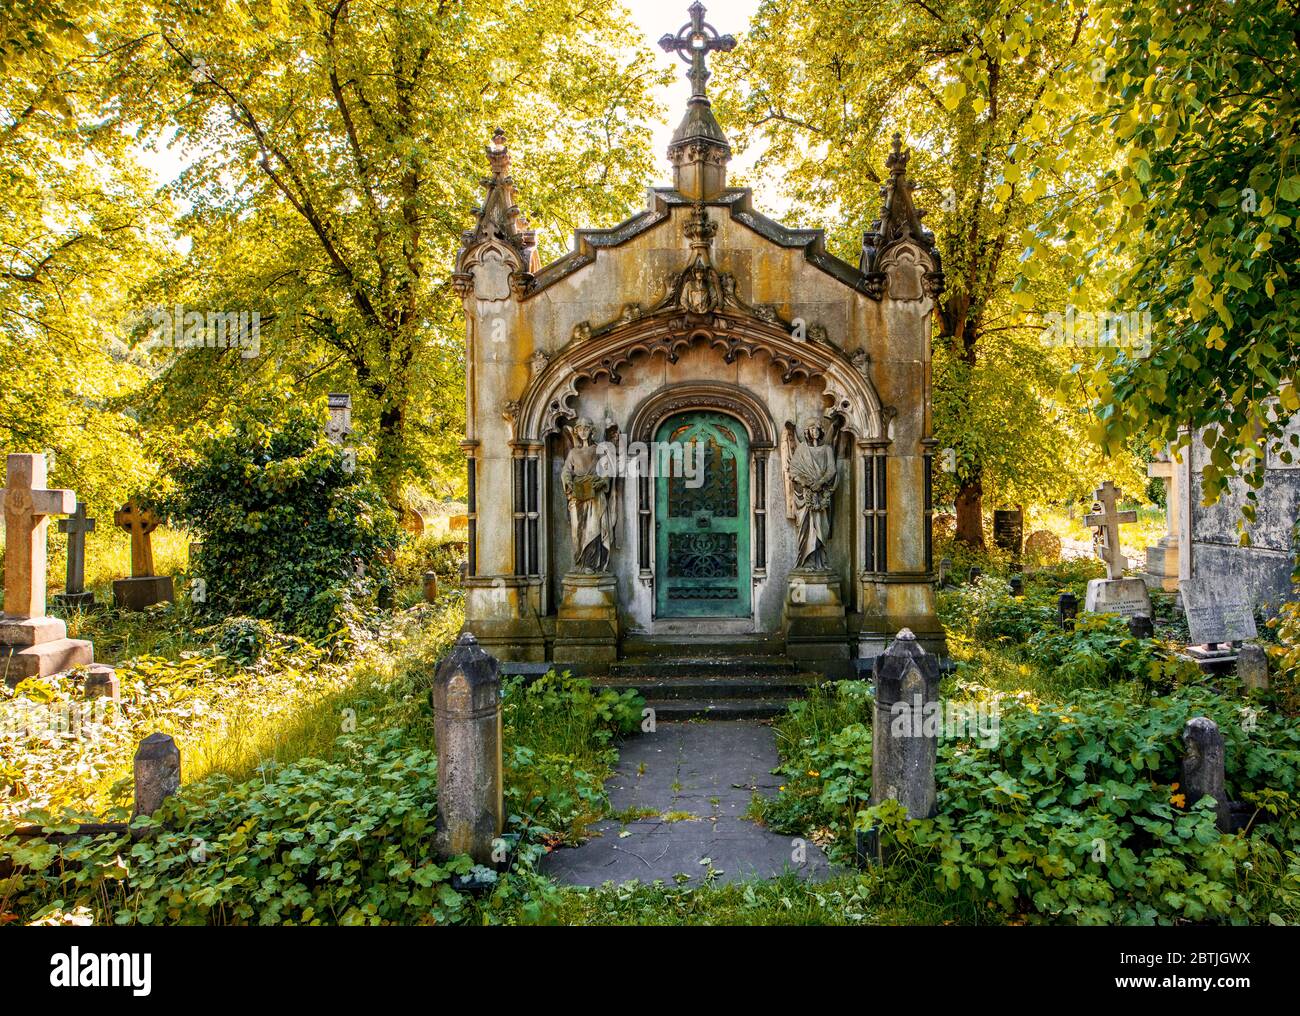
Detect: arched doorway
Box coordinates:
(654, 411, 751, 618)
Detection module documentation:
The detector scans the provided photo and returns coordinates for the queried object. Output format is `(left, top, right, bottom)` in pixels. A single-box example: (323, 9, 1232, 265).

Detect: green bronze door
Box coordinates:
(655, 412, 751, 617)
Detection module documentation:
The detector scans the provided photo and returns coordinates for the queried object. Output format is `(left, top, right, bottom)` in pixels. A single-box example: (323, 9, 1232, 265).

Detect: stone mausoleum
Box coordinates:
(454, 4, 944, 674)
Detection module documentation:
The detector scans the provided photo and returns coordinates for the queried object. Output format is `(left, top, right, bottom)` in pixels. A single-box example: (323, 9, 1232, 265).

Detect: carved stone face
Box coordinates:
(573, 418, 595, 445)
(802, 420, 824, 445)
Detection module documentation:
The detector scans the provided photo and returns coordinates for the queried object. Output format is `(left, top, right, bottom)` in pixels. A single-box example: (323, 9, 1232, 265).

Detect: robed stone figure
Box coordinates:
(561, 417, 617, 572)
(782, 417, 839, 571)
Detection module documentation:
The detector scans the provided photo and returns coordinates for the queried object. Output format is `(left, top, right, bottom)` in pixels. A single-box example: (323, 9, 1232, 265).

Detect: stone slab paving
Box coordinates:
(539, 720, 833, 886)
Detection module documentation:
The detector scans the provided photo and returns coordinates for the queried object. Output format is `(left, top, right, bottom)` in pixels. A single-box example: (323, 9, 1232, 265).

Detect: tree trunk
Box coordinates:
(955, 473, 985, 549)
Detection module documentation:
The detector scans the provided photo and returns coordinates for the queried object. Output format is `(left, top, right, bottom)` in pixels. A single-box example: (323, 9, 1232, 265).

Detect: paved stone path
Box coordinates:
(539, 720, 833, 886)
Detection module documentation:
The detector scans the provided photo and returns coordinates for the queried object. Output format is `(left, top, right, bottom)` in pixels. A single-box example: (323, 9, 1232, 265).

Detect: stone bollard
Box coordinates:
(432, 632, 503, 865)
(1128, 614, 1155, 639)
(1182, 717, 1231, 833)
(1058, 591, 1079, 629)
(133, 733, 181, 819)
(1237, 644, 1269, 691)
(83, 663, 119, 703)
(422, 570, 439, 604)
(860, 629, 941, 864)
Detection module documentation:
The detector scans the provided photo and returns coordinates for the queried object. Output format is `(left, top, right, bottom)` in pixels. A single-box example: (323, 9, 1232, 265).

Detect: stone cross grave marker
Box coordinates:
(115, 500, 160, 577)
(1, 453, 76, 617)
(0, 453, 93, 682)
(112, 500, 174, 611)
(1180, 576, 1257, 648)
(1082, 480, 1152, 619)
(1084, 481, 1137, 580)
(55, 501, 96, 608)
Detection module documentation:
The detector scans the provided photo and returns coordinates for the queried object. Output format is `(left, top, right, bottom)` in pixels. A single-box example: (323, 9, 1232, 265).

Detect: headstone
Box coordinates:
(1236, 644, 1269, 691)
(133, 732, 181, 819)
(403, 506, 426, 535)
(1008, 574, 1024, 597)
(53, 501, 96, 609)
(112, 501, 175, 611)
(1083, 481, 1152, 619)
(0, 454, 94, 683)
(432, 633, 503, 865)
(870, 629, 940, 821)
(1023, 529, 1062, 564)
(1181, 717, 1231, 833)
(1128, 614, 1154, 639)
(967, 566, 981, 584)
(1141, 452, 1180, 592)
(1180, 576, 1257, 649)
(325, 392, 352, 446)
(1058, 591, 1079, 629)
(936, 556, 952, 588)
(993, 508, 1023, 556)
(423, 570, 439, 603)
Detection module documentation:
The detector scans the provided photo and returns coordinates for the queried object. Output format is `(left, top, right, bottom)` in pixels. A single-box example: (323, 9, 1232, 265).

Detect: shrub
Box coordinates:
(160, 399, 400, 639)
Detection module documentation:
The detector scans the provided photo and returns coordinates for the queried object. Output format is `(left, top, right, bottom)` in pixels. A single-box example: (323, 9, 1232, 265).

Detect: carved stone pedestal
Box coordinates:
(113, 575, 174, 612)
(554, 572, 619, 666)
(0, 615, 93, 687)
(1084, 577, 1151, 619)
(783, 569, 848, 664)
(1141, 540, 1179, 594)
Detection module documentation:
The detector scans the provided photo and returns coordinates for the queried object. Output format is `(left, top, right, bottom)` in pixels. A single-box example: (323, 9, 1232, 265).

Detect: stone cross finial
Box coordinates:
(57, 502, 96, 599)
(0, 454, 75, 618)
(1084, 481, 1138, 580)
(115, 500, 161, 578)
(659, 3, 736, 99)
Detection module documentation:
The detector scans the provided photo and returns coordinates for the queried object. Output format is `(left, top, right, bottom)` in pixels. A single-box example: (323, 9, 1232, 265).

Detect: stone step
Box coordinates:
(619, 635, 785, 659)
(593, 672, 822, 700)
(645, 697, 795, 721)
(607, 655, 799, 678)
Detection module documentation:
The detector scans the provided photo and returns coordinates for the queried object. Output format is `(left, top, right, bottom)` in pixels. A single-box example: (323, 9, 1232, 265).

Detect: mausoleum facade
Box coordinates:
(454, 6, 945, 672)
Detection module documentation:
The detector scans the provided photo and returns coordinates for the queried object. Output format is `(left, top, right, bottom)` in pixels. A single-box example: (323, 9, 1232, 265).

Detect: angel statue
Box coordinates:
(781, 416, 840, 570)
(561, 417, 617, 572)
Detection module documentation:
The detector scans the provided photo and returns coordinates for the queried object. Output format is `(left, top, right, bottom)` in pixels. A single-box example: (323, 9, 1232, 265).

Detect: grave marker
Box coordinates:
(0, 453, 94, 683)
(1082, 481, 1152, 619)
(112, 500, 175, 610)
(54, 501, 96, 609)
(993, 509, 1023, 556)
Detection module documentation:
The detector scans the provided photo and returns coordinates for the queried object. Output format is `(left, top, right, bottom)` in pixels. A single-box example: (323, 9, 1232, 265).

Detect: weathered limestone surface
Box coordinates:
(0, 453, 93, 683)
(1182, 716, 1231, 833)
(432, 634, 504, 865)
(1179, 415, 1300, 612)
(133, 732, 181, 818)
(870, 628, 939, 820)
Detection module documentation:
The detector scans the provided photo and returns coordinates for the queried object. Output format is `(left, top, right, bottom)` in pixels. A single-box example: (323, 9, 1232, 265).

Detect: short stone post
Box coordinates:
(422, 570, 439, 604)
(860, 628, 940, 863)
(1237, 644, 1269, 691)
(1008, 574, 1024, 597)
(1058, 591, 1078, 629)
(133, 732, 181, 818)
(1182, 717, 1231, 833)
(1128, 614, 1154, 639)
(83, 663, 119, 708)
(432, 633, 503, 865)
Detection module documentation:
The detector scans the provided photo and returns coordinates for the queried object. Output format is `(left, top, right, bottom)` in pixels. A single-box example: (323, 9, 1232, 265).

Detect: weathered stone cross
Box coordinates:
(0, 453, 75, 618)
(1084, 481, 1138, 580)
(115, 500, 161, 578)
(57, 501, 96, 598)
(659, 2, 736, 99)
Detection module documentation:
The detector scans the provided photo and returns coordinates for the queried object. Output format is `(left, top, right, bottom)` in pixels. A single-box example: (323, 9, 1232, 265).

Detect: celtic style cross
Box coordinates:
(660, 2, 736, 99)
(115, 500, 162, 578)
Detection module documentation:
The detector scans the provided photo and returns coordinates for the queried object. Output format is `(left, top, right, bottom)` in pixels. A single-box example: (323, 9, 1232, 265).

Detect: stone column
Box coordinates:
(1182, 717, 1231, 833)
(133, 732, 181, 818)
(432, 633, 504, 865)
(1141, 451, 1180, 592)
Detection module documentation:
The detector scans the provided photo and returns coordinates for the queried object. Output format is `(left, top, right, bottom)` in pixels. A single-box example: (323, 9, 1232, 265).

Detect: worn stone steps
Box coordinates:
(606, 655, 800, 678)
(618, 634, 786, 659)
(594, 671, 820, 699)
(642, 697, 795, 721)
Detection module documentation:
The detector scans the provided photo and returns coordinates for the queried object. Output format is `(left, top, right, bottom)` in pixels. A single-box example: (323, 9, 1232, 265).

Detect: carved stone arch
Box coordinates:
(626, 381, 778, 449)
(516, 311, 889, 444)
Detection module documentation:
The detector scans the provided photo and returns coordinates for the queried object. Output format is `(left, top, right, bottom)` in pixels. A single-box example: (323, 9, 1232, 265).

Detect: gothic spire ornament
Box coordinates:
(660, 4, 735, 201)
(453, 127, 539, 300)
